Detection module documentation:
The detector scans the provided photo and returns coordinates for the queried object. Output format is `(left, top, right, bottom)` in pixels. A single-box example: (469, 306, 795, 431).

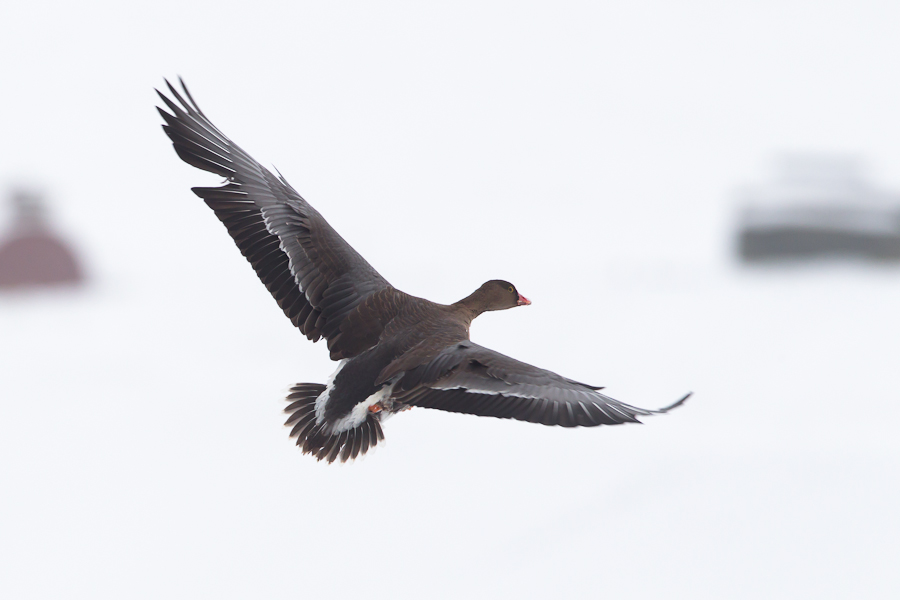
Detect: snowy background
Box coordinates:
(2, 1, 899, 598)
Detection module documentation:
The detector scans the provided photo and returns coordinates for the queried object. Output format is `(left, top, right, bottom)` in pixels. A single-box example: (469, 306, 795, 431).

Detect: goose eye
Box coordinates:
(508, 286, 514, 293)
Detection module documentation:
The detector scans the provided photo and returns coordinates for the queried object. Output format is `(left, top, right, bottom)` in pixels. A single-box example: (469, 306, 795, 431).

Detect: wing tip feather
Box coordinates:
(656, 392, 692, 414)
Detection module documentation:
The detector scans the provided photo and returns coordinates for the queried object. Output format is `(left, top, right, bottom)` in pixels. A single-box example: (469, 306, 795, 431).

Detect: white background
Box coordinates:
(2, 2, 899, 598)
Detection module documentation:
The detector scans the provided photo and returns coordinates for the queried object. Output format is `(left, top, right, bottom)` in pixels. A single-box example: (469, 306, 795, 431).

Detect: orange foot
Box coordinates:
(368, 403, 383, 413)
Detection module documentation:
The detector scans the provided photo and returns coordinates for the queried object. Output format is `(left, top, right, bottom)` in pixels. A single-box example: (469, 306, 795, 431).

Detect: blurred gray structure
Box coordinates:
(736, 156, 900, 261)
(0, 189, 83, 289)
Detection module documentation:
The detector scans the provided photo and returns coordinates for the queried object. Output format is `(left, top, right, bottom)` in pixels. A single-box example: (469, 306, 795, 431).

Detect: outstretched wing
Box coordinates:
(157, 78, 392, 358)
(391, 341, 689, 427)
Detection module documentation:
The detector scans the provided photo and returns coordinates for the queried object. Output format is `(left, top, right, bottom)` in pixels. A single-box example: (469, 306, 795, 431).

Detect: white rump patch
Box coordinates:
(314, 360, 396, 434)
(314, 359, 348, 424)
(328, 385, 394, 433)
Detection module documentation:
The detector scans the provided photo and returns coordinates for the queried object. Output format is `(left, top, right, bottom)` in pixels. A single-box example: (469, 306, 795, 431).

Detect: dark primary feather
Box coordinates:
(391, 341, 690, 427)
(157, 78, 393, 357)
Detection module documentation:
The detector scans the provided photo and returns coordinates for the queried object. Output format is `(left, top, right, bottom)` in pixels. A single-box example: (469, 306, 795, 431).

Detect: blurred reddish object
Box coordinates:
(0, 189, 83, 289)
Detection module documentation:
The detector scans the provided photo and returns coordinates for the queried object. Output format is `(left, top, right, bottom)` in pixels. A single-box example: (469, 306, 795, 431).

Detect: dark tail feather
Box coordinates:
(283, 383, 383, 464)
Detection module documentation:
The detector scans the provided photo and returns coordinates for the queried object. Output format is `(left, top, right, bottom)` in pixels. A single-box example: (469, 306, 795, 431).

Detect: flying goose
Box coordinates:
(157, 79, 689, 463)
